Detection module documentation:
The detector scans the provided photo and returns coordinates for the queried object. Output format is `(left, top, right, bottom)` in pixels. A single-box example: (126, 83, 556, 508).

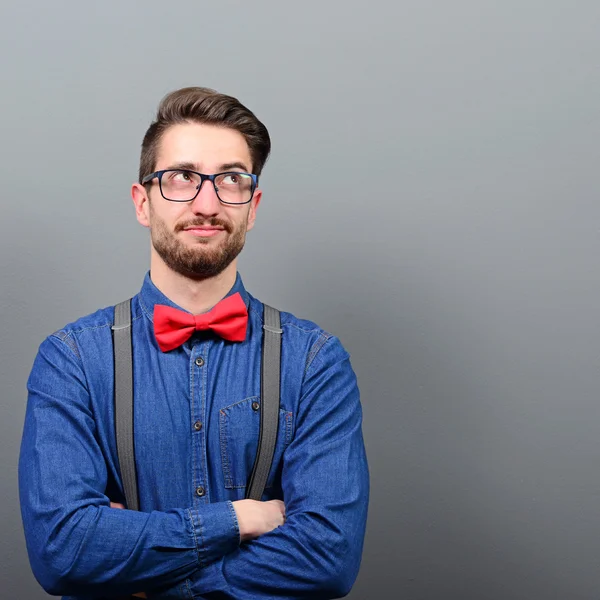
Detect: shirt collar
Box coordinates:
(138, 270, 250, 323)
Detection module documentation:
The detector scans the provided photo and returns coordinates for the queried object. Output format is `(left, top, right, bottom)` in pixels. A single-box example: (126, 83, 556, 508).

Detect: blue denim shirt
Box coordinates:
(19, 272, 369, 600)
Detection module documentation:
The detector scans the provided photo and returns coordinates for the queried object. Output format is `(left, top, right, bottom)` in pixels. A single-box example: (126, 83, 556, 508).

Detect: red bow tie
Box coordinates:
(153, 292, 248, 352)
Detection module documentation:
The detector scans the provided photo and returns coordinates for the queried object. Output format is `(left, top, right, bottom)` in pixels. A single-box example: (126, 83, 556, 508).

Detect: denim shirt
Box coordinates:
(19, 272, 369, 600)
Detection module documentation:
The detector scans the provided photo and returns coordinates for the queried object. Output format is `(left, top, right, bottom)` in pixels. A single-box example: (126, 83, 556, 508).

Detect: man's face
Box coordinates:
(132, 122, 261, 280)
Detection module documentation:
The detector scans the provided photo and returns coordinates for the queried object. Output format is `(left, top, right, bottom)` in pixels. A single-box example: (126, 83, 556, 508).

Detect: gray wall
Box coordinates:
(2, 1, 599, 598)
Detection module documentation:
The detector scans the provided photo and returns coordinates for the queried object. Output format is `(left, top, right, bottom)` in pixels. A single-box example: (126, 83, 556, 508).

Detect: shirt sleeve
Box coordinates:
(182, 334, 370, 600)
(18, 334, 241, 598)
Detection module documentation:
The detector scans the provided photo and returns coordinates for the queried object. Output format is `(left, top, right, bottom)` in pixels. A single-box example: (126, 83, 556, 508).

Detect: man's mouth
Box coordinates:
(183, 226, 225, 238)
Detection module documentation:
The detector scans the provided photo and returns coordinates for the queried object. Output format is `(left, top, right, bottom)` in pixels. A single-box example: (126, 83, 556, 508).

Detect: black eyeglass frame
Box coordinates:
(142, 169, 259, 205)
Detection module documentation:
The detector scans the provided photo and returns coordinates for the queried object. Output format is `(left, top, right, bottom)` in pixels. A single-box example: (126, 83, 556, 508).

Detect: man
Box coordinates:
(19, 87, 369, 599)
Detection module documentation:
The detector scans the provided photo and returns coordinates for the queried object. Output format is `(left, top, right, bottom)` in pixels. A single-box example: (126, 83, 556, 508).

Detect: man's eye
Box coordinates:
(170, 170, 193, 182)
(222, 174, 243, 185)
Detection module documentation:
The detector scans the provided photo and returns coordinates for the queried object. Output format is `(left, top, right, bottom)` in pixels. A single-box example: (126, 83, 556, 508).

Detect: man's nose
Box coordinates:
(190, 178, 221, 215)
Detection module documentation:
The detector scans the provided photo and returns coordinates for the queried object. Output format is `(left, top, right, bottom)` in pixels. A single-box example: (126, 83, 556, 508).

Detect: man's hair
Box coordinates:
(139, 87, 271, 184)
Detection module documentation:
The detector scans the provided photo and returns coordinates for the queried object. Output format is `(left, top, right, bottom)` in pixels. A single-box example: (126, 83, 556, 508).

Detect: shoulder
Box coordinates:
(246, 293, 350, 372)
(45, 303, 121, 359)
(52, 304, 116, 338)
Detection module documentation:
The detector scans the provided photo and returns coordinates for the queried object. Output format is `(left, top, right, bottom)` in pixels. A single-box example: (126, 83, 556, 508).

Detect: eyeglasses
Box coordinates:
(142, 169, 258, 205)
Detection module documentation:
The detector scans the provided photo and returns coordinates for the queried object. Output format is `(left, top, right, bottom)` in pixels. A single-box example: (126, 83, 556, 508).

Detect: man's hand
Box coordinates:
(232, 499, 286, 542)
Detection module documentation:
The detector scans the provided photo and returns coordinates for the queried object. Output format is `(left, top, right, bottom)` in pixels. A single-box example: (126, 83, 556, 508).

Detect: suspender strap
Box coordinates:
(246, 304, 283, 500)
(112, 299, 139, 511)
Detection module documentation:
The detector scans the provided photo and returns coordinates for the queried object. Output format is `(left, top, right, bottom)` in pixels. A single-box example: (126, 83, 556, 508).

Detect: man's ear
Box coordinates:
(246, 188, 262, 232)
(131, 183, 151, 228)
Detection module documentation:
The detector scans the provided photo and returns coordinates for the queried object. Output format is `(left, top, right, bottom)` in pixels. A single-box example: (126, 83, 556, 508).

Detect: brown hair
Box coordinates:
(139, 87, 271, 183)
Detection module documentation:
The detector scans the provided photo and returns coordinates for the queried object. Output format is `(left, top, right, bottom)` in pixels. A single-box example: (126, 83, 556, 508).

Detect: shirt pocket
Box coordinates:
(219, 396, 293, 489)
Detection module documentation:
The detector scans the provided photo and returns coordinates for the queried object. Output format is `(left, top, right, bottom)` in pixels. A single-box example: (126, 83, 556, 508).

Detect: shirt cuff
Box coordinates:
(187, 501, 240, 567)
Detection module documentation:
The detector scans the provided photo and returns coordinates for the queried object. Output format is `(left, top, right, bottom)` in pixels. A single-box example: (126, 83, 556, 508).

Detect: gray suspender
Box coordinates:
(112, 300, 282, 509)
(246, 305, 282, 501)
(112, 300, 139, 511)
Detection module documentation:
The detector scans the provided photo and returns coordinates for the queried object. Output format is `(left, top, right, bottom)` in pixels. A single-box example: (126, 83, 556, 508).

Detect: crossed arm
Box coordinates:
(19, 334, 369, 599)
(112, 499, 286, 599)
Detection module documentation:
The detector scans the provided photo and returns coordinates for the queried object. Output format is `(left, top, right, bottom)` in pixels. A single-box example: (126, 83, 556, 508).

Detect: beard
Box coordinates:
(149, 208, 247, 280)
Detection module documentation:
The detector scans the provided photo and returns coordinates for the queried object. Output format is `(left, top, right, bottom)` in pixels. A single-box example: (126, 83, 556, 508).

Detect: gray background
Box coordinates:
(1, 1, 599, 598)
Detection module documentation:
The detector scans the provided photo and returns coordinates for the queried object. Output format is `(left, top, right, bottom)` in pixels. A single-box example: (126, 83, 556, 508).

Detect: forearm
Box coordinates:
(147, 462, 368, 600)
(20, 497, 239, 597)
(201, 504, 368, 600)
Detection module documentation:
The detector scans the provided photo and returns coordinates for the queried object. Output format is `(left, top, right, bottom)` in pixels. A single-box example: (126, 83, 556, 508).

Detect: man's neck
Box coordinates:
(149, 257, 239, 315)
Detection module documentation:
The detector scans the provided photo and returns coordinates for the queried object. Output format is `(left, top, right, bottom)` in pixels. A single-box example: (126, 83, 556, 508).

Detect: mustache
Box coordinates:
(175, 218, 233, 233)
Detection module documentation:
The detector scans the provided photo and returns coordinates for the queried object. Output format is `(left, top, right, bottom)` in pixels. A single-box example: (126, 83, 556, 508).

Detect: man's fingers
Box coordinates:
(267, 499, 286, 523)
(272, 499, 286, 516)
(110, 502, 125, 509)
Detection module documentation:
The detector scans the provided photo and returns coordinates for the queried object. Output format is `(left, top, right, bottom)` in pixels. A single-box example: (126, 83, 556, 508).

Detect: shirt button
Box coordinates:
(193, 421, 202, 431)
(195, 357, 205, 367)
(195, 486, 205, 497)
(252, 401, 260, 411)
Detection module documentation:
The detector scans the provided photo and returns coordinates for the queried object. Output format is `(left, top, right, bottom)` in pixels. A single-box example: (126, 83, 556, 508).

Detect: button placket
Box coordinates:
(191, 344, 208, 504)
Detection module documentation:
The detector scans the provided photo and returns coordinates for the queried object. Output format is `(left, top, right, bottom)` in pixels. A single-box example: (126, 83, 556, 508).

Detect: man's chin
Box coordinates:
(164, 255, 232, 280)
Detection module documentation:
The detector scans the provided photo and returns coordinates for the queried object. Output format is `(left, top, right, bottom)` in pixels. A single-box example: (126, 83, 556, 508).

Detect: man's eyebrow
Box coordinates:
(166, 162, 198, 172)
(217, 162, 251, 172)
(163, 161, 252, 173)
